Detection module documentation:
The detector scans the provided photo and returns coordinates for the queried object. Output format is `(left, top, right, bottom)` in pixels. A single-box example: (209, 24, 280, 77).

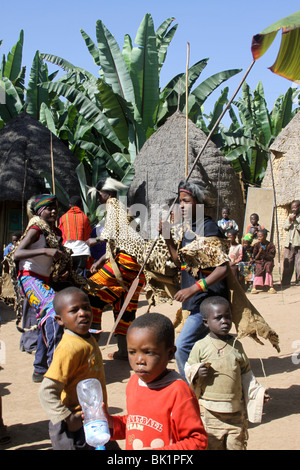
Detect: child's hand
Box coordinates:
(264, 391, 270, 403)
(197, 362, 211, 378)
(102, 402, 113, 430)
(65, 411, 83, 432)
(46, 248, 63, 261)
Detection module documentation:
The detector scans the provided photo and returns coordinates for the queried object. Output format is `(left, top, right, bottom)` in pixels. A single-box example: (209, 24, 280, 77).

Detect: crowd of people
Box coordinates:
(220, 209, 277, 294)
(0, 179, 299, 451)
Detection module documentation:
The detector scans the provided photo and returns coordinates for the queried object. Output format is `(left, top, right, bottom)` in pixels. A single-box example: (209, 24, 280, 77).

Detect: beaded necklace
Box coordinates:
(209, 335, 229, 356)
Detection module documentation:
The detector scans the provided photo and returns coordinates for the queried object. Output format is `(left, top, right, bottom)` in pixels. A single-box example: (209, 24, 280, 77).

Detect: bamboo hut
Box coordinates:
(262, 111, 300, 254)
(128, 112, 245, 236)
(0, 112, 80, 250)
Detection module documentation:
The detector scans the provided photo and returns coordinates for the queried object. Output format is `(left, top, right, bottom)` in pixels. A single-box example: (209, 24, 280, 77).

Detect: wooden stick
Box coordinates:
(106, 59, 256, 347)
(268, 150, 284, 298)
(185, 42, 190, 178)
(50, 132, 55, 195)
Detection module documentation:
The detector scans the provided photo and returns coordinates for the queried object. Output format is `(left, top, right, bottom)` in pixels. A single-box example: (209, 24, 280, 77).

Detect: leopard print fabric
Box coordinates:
(179, 235, 231, 276)
(100, 198, 180, 276)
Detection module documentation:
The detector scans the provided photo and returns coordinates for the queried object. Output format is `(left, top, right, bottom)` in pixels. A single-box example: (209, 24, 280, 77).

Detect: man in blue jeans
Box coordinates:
(159, 180, 228, 379)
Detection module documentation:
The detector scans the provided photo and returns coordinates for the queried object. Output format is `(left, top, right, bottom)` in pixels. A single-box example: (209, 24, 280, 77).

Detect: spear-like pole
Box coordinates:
(50, 132, 55, 195)
(106, 59, 256, 347)
(185, 42, 190, 178)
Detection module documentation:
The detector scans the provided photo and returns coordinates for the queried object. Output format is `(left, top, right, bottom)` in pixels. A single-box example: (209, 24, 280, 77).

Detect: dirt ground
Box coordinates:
(0, 281, 299, 451)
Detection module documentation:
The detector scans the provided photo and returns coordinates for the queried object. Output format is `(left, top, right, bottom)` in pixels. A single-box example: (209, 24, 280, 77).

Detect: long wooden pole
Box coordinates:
(268, 150, 284, 297)
(185, 42, 190, 178)
(50, 132, 55, 195)
(106, 59, 256, 347)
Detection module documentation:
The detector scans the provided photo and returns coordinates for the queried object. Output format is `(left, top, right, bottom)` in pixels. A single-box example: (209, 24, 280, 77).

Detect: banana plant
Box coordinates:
(0, 31, 59, 124)
(41, 15, 241, 162)
(217, 81, 299, 187)
(0, 30, 25, 124)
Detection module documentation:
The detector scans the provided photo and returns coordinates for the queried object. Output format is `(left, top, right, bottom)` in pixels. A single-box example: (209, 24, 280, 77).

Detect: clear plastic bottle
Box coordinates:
(76, 378, 110, 450)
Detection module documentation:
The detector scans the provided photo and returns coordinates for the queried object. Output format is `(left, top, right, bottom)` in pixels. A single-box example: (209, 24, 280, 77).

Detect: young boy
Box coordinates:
(185, 296, 268, 450)
(217, 206, 239, 237)
(246, 213, 264, 240)
(39, 286, 107, 450)
(104, 313, 208, 450)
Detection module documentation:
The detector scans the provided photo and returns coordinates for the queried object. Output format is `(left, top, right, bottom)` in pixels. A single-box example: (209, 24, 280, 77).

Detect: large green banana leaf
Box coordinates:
(251, 10, 300, 83)
(130, 13, 159, 133)
(271, 87, 294, 135)
(26, 51, 52, 119)
(0, 77, 23, 121)
(94, 20, 136, 105)
(98, 79, 134, 148)
(40, 80, 125, 151)
(155, 17, 178, 73)
(2, 30, 24, 82)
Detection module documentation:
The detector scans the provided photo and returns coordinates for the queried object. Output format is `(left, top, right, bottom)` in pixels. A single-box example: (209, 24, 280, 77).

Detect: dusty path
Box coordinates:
(0, 284, 299, 451)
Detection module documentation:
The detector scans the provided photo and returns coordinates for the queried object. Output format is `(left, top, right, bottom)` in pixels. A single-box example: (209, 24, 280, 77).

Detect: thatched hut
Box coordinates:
(128, 112, 245, 236)
(262, 111, 300, 253)
(0, 112, 80, 249)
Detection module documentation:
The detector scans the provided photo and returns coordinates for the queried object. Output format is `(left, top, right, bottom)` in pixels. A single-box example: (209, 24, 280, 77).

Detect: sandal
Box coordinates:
(107, 352, 128, 361)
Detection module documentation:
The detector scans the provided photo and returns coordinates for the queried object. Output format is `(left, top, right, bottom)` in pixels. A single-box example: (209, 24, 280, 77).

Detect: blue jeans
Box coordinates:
(33, 316, 63, 375)
(175, 311, 209, 380)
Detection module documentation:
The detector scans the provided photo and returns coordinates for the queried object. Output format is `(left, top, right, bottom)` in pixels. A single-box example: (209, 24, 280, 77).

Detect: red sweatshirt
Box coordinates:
(112, 370, 207, 450)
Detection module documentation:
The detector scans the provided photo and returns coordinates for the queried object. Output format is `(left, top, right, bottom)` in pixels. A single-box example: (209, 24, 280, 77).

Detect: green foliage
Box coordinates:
(216, 81, 299, 187)
(0, 16, 248, 222)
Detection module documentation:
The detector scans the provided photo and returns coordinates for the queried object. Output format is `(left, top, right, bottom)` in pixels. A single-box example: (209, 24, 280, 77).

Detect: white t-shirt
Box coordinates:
(63, 240, 90, 257)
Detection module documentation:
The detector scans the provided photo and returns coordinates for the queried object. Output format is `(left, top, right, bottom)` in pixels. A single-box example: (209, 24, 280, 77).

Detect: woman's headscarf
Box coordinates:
(34, 194, 57, 216)
(243, 233, 253, 242)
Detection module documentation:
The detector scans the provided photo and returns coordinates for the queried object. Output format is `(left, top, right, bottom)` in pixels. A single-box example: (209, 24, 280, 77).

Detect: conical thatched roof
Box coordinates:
(0, 112, 79, 201)
(262, 111, 300, 206)
(128, 112, 244, 231)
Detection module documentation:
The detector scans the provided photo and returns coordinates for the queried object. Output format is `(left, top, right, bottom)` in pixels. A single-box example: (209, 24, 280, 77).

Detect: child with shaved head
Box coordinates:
(185, 296, 269, 450)
(104, 312, 207, 451)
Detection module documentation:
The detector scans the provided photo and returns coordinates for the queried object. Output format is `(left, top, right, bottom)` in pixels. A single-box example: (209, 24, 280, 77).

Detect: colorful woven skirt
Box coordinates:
(88, 252, 145, 335)
(18, 275, 56, 327)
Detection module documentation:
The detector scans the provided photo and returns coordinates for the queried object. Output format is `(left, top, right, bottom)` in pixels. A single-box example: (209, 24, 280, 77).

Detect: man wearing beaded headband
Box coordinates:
(159, 180, 229, 380)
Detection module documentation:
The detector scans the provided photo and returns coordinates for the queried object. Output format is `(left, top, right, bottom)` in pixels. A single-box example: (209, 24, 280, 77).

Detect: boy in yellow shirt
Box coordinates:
(39, 287, 107, 450)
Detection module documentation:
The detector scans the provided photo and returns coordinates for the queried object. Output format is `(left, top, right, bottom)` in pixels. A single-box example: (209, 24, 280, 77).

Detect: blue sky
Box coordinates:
(1, 1, 299, 125)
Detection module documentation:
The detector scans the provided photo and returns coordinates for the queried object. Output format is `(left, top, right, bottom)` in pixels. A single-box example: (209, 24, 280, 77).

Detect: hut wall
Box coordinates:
(128, 113, 245, 236)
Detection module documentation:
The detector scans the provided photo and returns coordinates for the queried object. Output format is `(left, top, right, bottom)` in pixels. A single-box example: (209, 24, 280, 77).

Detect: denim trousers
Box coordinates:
(175, 311, 209, 380)
(33, 316, 63, 374)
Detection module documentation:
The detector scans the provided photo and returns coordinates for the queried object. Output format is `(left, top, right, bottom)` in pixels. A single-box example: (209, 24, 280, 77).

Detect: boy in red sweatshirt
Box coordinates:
(104, 312, 207, 450)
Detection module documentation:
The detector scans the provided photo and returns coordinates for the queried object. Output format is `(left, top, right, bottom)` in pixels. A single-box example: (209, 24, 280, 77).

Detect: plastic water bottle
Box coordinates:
(76, 378, 110, 450)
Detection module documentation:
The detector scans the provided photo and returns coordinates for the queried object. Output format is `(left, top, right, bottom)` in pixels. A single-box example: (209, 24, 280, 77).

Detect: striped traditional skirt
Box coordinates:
(88, 252, 145, 335)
